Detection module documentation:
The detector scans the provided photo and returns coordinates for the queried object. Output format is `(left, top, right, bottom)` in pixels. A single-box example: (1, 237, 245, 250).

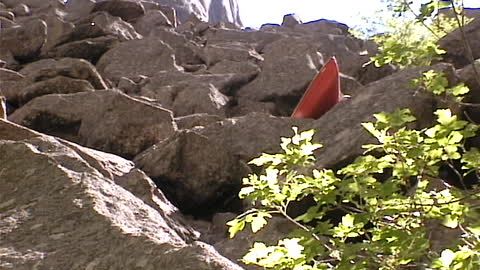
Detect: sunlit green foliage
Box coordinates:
(367, 0, 472, 67)
(228, 113, 480, 269)
(412, 70, 471, 103)
(227, 1, 480, 269)
(370, 18, 447, 67)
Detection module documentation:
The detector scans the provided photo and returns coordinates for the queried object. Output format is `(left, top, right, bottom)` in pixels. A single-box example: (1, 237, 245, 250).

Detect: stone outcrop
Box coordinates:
(439, 18, 480, 68)
(134, 9, 174, 35)
(149, 0, 242, 27)
(91, 0, 146, 23)
(0, 119, 242, 270)
(311, 64, 453, 168)
(458, 59, 480, 147)
(0, 57, 107, 108)
(96, 37, 179, 84)
(0, 18, 47, 61)
(1, 0, 479, 269)
(10, 90, 176, 159)
(134, 129, 250, 215)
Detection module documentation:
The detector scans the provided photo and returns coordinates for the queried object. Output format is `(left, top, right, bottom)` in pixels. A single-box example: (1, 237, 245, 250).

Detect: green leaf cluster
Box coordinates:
(227, 2, 480, 269)
(369, 1, 472, 68)
(412, 70, 470, 102)
(371, 19, 446, 67)
(228, 109, 480, 269)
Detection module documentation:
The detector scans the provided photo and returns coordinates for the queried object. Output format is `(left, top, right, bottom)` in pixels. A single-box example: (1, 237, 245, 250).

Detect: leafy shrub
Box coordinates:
(370, 18, 447, 67)
(228, 110, 480, 269)
(367, 0, 471, 68)
(227, 1, 480, 269)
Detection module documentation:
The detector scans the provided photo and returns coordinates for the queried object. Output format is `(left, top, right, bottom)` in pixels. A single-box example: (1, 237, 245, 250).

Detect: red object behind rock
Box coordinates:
(291, 57, 344, 119)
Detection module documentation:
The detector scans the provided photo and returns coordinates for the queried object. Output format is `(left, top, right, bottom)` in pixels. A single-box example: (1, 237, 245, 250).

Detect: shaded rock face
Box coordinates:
(1, 1, 479, 269)
(0, 57, 107, 109)
(311, 64, 450, 169)
(96, 37, 179, 84)
(91, 0, 146, 23)
(0, 120, 242, 270)
(148, 0, 242, 27)
(10, 90, 176, 159)
(0, 18, 47, 62)
(458, 60, 480, 148)
(439, 18, 480, 68)
(135, 130, 250, 216)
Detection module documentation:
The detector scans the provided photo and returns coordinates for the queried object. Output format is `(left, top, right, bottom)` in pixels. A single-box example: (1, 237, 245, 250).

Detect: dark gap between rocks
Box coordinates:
(25, 112, 81, 142)
(151, 176, 243, 219)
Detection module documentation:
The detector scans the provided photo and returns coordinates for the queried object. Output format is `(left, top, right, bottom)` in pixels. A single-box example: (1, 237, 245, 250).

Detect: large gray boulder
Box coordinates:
(0, 68, 25, 102)
(311, 64, 455, 168)
(33, 8, 75, 54)
(134, 9, 173, 36)
(140, 81, 230, 117)
(19, 57, 108, 90)
(148, 27, 202, 66)
(439, 18, 480, 68)
(12, 3, 32, 17)
(293, 19, 349, 35)
(141, 70, 252, 95)
(134, 113, 312, 215)
(0, 15, 16, 29)
(204, 28, 286, 52)
(208, 0, 242, 26)
(208, 59, 261, 76)
(0, 119, 243, 270)
(0, 18, 47, 61)
(66, 12, 142, 43)
(174, 113, 223, 129)
(205, 63, 454, 169)
(91, 0, 146, 23)
(235, 37, 322, 104)
(1, 58, 107, 106)
(0, 48, 19, 70)
(96, 37, 179, 84)
(194, 113, 313, 160)
(18, 76, 95, 105)
(10, 90, 176, 159)
(458, 58, 480, 93)
(199, 43, 263, 67)
(172, 82, 230, 117)
(458, 59, 480, 146)
(64, 0, 96, 21)
(0, 10, 15, 21)
(148, 0, 242, 27)
(135, 129, 250, 215)
(282, 13, 302, 27)
(44, 36, 119, 64)
(228, 28, 369, 115)
(138, 69, 254, 116)
(1, 0, 63, 9)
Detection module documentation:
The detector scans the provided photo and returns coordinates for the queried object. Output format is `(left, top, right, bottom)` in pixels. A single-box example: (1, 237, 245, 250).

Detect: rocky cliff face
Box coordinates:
(0, 0, 479, 269)
(63, 0, 242, 26)
(150, 0, 242, 26)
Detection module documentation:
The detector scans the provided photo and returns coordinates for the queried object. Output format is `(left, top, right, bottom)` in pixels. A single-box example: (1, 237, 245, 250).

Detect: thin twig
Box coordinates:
(277, 207, 332, 251)
(403, 0, 441, 39)
(459, 102, 480, 107)
(450, 0, 480, 87)
(463, 110, 479, 124)
(447, 161, 467, 190)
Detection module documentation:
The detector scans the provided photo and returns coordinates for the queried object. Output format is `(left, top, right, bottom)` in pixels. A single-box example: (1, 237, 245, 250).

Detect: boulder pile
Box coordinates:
(1, 0, 479, 269)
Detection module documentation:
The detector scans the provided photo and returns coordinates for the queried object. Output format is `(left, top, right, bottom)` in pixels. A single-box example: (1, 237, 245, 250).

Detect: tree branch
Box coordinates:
(449, 0, 480, 88)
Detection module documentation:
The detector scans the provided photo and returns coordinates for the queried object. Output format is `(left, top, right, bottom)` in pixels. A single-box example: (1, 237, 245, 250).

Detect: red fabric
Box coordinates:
(291, 57, 343, 119)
